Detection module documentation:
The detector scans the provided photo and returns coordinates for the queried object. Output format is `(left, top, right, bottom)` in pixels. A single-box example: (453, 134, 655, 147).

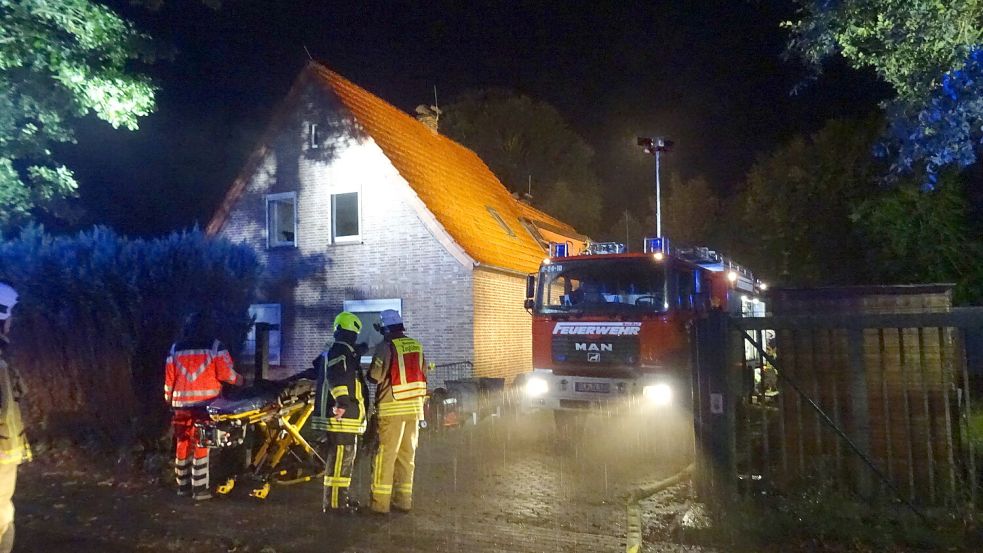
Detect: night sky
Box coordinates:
(59, 0, 890, 236)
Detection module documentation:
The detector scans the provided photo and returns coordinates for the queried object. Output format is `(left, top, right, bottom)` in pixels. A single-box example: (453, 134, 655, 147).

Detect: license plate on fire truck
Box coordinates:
(575, 382, 610, 393)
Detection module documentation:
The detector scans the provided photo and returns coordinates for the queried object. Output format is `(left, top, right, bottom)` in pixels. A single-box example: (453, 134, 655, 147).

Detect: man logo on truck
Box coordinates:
(575, 343, 613, 352)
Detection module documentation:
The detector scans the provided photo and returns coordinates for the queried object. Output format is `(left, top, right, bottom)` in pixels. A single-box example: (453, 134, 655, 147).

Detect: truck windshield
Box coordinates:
(537, 258, 668, 315)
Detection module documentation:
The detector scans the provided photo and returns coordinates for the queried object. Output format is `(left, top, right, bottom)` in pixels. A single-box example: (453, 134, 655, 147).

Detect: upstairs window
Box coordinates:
(267, 192, 297, 248)
(309, 123, 320, 149)
(487, 206, 516, 237)
(332, 191, 360, 242)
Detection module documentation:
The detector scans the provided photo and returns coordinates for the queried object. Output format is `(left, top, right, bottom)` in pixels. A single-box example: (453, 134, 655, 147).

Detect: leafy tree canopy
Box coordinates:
(0, 0, 157, 231)
(441, 89, 603, 233)
(785, 1, 983, 184)
(736, 118, 882, 285)
(658, 174, 721, 248)
(854, 174, 983, 303)
(603, 209, 645, 250)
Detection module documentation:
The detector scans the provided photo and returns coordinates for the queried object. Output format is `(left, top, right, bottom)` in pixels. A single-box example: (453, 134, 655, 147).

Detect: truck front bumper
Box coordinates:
(519, 369, 678, 413)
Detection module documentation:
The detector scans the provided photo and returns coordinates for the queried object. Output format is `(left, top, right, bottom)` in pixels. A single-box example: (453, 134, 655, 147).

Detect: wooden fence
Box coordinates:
(692, 286, 983, 508)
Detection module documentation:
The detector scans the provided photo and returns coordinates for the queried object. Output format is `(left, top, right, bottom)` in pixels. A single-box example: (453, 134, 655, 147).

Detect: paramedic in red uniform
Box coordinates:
(368, 309, 428, 514)
(164, 313, 242, 500)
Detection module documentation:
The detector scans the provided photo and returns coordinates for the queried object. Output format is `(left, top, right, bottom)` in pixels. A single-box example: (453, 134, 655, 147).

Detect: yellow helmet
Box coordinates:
(333, 311, 362, 334)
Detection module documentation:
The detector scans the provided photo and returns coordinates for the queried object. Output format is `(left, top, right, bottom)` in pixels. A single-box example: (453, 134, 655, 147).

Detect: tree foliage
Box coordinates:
(728, 115, 983, 302)
(0, 0, 157, 231)
(785, 1, 983, 182)
(659, 174, 721, 247)
(736, 118, 882, 285)
(854, 175, 983, 303)
(603, 209, 645, 250)
(441, 89, 602, 233)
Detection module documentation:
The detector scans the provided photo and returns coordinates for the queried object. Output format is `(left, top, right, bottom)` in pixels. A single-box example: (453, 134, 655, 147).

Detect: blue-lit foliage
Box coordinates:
(785, 1, 983, 186)
(0, 226, 260, 446)
(883, 47, 983, 189)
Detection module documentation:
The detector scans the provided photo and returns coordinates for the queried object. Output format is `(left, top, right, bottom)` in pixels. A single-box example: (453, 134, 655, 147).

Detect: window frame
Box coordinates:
(486, 206, 517, 237)
(266, 191, 298, 249)
(244, 303, 282, 365)
(331, 187, 362, 244)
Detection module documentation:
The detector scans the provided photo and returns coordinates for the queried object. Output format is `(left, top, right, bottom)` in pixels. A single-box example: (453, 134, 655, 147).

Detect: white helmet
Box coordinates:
(379, 309, 403, 328)
(0, 283, 17, 321)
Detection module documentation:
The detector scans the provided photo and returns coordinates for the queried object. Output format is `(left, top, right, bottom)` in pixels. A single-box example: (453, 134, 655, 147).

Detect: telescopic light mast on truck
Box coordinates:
(520, 237, 765, 426)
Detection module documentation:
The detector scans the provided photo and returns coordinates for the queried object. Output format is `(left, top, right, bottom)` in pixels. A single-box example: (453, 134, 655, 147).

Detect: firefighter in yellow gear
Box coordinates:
(307, 312, 368, 514)
(368, 309, 428, 514)
(0, 284, 31, 553)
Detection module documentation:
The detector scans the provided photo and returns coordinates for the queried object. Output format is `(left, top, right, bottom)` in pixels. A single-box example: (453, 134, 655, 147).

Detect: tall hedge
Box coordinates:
(0, 226, 260, 448)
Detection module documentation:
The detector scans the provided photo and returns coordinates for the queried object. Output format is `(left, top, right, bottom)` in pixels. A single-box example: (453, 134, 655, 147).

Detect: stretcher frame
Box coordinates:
(200, 382, 325, 499)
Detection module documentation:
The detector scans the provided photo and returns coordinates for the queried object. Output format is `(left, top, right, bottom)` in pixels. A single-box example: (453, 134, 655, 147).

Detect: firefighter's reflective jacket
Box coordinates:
(0, 344, 31, 466)
(164, 340, 241, 408)
(311, 341, 367, 434)
(369, 335, 427, 419)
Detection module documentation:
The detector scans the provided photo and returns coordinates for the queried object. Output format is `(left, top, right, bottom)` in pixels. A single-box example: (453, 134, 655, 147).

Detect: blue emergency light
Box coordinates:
(549, 242, 569, 257)
(643, 236, 670, 254)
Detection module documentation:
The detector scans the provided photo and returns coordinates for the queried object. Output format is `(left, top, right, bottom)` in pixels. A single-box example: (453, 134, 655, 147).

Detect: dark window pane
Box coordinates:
(333, 192, 359, 238)
(269, 197, 295, 245)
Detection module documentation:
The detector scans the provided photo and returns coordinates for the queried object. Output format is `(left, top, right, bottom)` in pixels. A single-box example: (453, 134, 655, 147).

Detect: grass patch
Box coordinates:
(678, 482, 982, 552)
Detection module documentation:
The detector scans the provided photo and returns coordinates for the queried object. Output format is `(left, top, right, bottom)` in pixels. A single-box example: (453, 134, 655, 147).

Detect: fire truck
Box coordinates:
(519, 237, 765, 434)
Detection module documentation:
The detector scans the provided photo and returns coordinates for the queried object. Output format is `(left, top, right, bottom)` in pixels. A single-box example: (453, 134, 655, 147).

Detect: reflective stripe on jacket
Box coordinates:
(164, 340, 241, 408)
(0, 352, 31, 466)
(311, 341, 367, 434)
(370, 335, 427, 420)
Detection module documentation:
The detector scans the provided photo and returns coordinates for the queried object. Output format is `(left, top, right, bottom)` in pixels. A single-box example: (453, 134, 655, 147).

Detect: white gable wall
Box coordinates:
(219, 87, 474, 375)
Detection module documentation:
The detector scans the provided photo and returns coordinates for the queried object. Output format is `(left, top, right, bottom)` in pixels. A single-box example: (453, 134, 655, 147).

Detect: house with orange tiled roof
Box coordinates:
(207, 62, 584, 382)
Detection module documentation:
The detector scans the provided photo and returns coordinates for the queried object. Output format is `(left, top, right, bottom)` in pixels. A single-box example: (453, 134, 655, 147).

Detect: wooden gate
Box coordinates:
(691, 287, 983, 508)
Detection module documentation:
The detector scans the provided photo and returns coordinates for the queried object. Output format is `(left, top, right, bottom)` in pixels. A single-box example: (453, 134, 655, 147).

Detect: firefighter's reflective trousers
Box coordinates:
(370, 414, 420, 513)
(0, 463, 16, 553)
(323, 433, 358, 511)
(172, 409, 210, 497)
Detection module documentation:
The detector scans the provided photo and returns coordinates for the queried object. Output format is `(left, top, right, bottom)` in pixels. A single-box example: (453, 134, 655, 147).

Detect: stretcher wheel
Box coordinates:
(217, 478, 236, 495)
(250, 482, 271, 500)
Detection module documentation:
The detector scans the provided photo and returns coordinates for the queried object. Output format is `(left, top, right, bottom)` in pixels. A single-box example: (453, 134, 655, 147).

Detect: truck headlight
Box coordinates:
(524, 377, 549, 397)
(643, 383, 673, 406)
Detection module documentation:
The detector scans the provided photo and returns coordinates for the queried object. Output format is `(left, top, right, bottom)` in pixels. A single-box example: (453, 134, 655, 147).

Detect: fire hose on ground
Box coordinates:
(625, 462, 695, 553)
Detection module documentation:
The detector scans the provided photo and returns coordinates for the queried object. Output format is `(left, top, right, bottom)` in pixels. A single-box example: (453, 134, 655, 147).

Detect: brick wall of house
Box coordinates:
(472, 267, 533, 383)
(219, 83, 474, 374)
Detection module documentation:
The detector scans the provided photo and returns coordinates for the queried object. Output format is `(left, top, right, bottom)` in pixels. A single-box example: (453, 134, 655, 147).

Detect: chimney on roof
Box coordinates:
(415, 104, 441, 133)
(511, 191, 534, 205)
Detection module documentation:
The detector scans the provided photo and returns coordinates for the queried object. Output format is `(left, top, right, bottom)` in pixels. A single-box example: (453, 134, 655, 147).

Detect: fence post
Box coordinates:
(254, 322, 271, 383)
(692, 310, 737, 500)
(847, 329, 873, 496)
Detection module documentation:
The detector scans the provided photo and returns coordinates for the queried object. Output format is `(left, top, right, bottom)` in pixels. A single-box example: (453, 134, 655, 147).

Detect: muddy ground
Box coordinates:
(14, 411, 708, 552)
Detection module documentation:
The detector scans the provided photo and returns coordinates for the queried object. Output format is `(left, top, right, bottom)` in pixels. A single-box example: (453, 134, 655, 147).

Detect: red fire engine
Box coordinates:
(520, 238, 765, 430)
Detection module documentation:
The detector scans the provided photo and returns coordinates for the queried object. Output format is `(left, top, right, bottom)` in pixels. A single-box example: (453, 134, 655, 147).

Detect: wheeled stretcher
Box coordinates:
(194, 379, 323, 499)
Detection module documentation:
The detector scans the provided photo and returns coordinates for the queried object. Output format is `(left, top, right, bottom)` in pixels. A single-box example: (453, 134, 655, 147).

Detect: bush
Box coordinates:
(0, 225, 260, 452)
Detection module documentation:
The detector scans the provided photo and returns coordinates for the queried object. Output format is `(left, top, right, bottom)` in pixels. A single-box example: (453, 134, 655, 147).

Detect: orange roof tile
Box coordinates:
(209, 62, 581, 274)
(513, 201, 582, 236)
(309, 64, 567, 273)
